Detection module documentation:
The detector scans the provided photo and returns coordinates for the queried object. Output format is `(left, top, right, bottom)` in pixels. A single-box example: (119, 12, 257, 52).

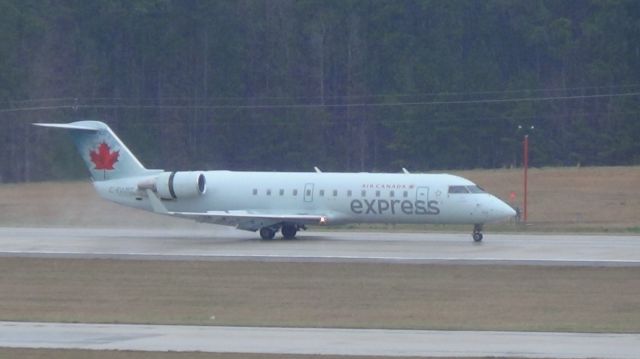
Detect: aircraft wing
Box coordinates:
(145, 190, 328, 231)
(171, 211, 327, 231)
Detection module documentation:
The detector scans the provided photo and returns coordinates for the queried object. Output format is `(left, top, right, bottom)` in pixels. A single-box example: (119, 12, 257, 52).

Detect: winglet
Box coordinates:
(145, 189, 169, 214)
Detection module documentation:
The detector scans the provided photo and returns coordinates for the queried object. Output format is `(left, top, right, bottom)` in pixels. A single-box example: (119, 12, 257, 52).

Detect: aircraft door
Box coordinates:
(304, 183, 314, 202)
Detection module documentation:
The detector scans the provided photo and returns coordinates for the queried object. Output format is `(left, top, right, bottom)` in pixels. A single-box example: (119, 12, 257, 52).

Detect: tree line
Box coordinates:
(1, 0, 639, 182)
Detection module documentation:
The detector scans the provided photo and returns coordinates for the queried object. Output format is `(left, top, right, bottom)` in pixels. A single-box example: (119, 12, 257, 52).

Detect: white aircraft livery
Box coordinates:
(35, 121, 515, 242)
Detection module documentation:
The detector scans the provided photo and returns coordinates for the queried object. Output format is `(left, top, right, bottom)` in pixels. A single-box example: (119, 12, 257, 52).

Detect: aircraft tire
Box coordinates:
(259, 227, 276, 240)
(472, 232, 483, 242)
(281, 224, 297, 240)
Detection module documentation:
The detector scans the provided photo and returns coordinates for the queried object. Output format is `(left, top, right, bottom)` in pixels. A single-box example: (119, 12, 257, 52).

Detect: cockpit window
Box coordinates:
(448, 185, 486, 194)
(448, 185, 469, 194)
(466, 185, 485, 193)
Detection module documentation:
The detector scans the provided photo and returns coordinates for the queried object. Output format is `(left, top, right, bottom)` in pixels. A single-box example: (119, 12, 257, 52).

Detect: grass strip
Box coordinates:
(1, 258, 639, 333)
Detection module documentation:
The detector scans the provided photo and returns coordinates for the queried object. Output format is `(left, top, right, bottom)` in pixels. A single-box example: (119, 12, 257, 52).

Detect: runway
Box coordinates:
(0, 227, 639, 266)
(2, 227, 640, 358)
(2, 321, 639, 359)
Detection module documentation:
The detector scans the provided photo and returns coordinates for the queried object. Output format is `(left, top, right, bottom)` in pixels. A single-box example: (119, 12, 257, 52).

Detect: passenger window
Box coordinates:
(390, 190, 395, 198)
(253, 189, 258, 195)
(266, 189, 271, 196)
(333, 190, 338, 197)
(319, 190, 325, 197)
(347, 190, 352, 197)
(361, 190, 366, 197)
(403, 191, 408, 198)
(279, 189, 284, 196)
(448, 186, 469, 194)
(306, 189, 311, 196)
(293, 189, 298, 196)
(375, 190, 380, 197)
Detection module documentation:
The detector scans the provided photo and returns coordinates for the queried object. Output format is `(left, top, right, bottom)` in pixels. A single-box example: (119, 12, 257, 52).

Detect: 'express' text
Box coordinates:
(350, 199, 440, 215)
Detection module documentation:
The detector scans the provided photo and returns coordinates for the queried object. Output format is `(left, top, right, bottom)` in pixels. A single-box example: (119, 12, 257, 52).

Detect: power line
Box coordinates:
(1, 91, 639, 114)
(7, 83, 640, 104)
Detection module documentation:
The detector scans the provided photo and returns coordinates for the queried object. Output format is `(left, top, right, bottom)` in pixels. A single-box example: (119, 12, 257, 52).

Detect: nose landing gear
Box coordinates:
(472, 224, 483, 242)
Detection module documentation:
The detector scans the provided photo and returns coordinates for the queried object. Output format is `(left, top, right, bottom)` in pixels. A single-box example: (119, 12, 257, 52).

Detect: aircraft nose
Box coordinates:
(488, 196, 516, 221)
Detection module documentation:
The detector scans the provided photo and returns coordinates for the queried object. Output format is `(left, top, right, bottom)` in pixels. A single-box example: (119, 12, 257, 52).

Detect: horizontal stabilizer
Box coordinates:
(33, 123, 99, 131)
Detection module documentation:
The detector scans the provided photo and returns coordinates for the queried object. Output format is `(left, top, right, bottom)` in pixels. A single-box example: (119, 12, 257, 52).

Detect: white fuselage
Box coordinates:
(35, 120, 515, 240)
(95, 171, 516, 227)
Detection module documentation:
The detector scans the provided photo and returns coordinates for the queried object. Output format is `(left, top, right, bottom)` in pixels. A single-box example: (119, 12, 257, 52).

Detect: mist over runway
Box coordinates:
(0, 227, 639, 266)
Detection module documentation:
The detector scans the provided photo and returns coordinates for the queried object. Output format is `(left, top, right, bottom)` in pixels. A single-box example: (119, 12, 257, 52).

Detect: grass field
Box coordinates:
(2, 258, 639, 333)
(1, 166, 638, 231)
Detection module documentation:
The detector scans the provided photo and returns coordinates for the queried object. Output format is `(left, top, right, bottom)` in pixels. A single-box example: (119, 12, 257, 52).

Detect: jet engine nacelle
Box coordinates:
(154, 171, 207, 200)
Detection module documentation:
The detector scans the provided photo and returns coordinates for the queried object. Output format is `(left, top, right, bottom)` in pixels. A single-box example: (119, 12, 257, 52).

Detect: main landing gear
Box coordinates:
(281, 224, 298, 239)
(259, 223, 301, 240)
(259, 227, 276, 240)
(472, 224, 484, 242)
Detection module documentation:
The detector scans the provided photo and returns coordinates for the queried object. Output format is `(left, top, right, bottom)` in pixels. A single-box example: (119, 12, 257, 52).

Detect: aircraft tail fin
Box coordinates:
(34, 121, 159, 181)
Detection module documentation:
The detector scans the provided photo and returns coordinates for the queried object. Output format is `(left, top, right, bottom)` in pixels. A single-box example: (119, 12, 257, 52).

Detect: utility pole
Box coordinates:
(518, 125, 534, 223)
(523, 134, 529, 223)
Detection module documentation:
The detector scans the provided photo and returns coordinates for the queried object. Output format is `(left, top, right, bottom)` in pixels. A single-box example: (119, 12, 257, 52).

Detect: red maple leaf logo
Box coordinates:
(90, 142, 119, 170)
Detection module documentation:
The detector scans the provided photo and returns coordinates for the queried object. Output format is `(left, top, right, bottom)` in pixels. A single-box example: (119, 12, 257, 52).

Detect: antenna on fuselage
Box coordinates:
(314, 166, 322, 173)
(402, 168, 410, 174)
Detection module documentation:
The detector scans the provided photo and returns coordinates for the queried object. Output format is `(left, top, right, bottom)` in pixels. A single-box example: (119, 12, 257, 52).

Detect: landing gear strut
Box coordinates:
(472, 224, 483, 242)
(259, 227, 276, 240)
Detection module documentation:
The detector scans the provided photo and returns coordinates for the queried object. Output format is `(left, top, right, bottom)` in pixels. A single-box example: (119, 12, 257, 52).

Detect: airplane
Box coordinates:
(35, 121, 516, 242)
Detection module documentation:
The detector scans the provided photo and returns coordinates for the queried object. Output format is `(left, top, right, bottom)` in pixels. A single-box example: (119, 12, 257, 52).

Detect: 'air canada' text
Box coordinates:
(350, 199, 440, 215)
